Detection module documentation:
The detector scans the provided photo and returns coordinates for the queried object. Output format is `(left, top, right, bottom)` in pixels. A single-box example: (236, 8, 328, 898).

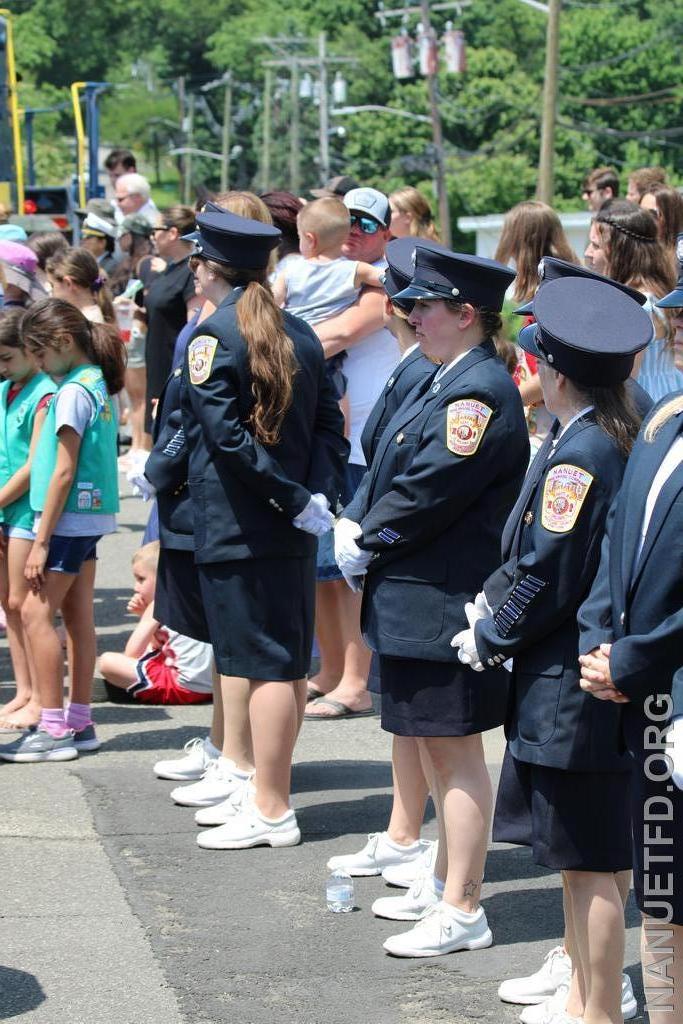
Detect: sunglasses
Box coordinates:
(350, 215, 382, 235)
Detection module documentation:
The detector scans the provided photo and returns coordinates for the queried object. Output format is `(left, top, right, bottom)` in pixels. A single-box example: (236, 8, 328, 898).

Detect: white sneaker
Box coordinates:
(499, 945, 571, 1005)
(194, 781, 254, 826)
(382, 840, 437, 888)
(521, 974, 636, 1023)
(196, 804, 301, 849)
(170, 757, 252, 807)
(154, 736, 219, 781)
(372, 873, 441, 921)
(383, 902, 493, 958)
(326, 832, 426, 877)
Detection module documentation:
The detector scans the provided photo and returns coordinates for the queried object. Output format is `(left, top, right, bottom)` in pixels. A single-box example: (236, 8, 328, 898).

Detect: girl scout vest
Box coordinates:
(0, 373, 55, 530)
(30, 364, 119, 516)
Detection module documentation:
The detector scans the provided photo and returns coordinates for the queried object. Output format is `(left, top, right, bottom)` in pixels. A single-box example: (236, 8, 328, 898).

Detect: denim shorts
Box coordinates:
(2, 523, 35, 541)
(45, 534, 100, 574)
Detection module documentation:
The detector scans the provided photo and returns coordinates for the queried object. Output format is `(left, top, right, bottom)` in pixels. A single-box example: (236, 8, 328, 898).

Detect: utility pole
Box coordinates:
(318, 32, 330, 184)
(183, 90, 195, 205)
(290, 60, 301, 194)
(220, 72, 232, 192)
(537, 0, 561, 204)
(420, 0, 450, 246)
(262, 68, 272, 191)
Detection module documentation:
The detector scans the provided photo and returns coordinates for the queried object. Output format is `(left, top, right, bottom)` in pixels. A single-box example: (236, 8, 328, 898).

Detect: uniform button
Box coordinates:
(524, 511, 534, 526)
(487, 658, 495, 667)
(386, 377, 395, 389)
(269, 498, 276, 506)
(396, 432, 404, 444)
(619, 612, 625, 625)
(432, 382, 441, 394)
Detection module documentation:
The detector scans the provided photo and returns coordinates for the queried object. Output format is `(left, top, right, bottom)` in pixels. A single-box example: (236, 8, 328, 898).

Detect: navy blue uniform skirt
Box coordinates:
(154, 547, 211, 644)
(379, 655, 509, 737)
(197, 556, 316, 682)
(493, 746, 632, 872)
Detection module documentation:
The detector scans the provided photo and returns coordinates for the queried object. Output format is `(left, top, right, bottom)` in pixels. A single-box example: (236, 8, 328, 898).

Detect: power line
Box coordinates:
(561, 26, 680, 73)
(563, 86, 681, 108)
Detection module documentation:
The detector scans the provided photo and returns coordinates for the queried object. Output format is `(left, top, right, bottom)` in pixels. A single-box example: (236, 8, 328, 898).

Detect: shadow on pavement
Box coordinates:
(0, 966, 45, 1019)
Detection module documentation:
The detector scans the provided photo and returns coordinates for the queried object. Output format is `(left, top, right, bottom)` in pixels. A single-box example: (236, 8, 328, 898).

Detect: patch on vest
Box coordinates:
(446, 399, 493, 456)
(541, 463, 594, 533)
(188, 335, 218, 385)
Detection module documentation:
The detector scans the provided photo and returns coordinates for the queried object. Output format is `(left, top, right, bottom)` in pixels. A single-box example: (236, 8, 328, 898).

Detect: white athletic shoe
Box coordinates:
(326, 832, 426, 877)
(372, 873, 441, 921)
(154, 736, 219, 781)
(170, 757, 252, 807)
(499, 945, 571, 1005)
(382, 840, 437, 888)
(383, 902, 493, 958)
(520, 974, 637, 1023)
(196, 805, 301, 849)
(194, 781, 255, 826)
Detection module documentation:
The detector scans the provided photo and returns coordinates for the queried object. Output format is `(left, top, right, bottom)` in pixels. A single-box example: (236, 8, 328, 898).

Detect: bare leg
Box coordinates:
(307, 580, 344, 694)
(248, 678, 306, 819)
(60, 560, 97, 705)
(305, 584, 372, 715)
(565, 869, 624, 1024)
(209, 664, 223, 750)
(21, 572, 76, 710)
(0, 539, 35, 722)
(98, 652, 139, 688)
(641, 918, 682, 1024)
(563, 872, 587, 1019)
(387, 735, 429, 846)
(417, 739, 448, 883)
(220, 674, 254, 772)
(125, 367, 151, 452)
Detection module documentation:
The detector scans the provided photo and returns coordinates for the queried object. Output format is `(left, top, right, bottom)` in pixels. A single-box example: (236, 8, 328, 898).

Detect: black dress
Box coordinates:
(144, 256, 195, 432)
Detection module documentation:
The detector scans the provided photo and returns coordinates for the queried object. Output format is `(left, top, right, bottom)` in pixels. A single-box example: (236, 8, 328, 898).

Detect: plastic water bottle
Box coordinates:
(326, 869, 354, 913)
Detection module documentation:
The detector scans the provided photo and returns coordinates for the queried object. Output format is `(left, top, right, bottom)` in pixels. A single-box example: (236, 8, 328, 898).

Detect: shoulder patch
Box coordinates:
(446, 398, 493, 456)
(188, 335, 218, 386)
(541, 463, 594, 533)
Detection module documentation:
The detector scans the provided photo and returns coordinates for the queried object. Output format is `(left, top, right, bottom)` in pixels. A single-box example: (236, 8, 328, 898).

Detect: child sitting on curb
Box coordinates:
(99, 541, 213, 705)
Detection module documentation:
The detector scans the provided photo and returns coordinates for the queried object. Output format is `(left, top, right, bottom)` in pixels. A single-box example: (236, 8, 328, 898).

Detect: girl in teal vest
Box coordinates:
(0, 309, 55, 732)
(0, 299, 125, 764)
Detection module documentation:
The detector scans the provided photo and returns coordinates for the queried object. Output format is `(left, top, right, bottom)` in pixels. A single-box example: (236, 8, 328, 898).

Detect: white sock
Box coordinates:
(440, 900, 480, 922)
(384, 833, 421, 852)
(432, 876, 445, 894)
(206, 738, 221, 757)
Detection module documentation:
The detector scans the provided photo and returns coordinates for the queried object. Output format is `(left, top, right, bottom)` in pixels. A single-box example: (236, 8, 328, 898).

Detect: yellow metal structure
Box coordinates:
(70, 81, 87, 210)
(0, 9, 24, 212)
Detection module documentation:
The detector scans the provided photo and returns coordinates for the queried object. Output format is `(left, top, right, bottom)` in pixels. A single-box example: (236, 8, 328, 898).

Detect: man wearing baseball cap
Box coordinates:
(305, 186, 400, 721)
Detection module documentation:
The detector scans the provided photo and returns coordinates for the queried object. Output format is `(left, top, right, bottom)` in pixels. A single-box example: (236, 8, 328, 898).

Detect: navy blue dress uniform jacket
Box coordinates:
(578, 397, 683, 729)
(359, 346, 436, 465)
(144, 367, 193, 550)
(346, 339, 529, 662)
(475, 413, 630, 772)
(180, 289, 349, 564)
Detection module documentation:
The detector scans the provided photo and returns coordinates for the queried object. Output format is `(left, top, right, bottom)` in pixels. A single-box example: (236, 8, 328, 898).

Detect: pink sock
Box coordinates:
(65, 703, 92, 732)
(40, 708, 67, 738)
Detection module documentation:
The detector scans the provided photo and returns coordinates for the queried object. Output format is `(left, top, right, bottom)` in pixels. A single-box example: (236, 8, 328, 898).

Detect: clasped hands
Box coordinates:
(578, 644, 629, 704)
(334, 517, 373, 592)
(292, 493, 334, 537)
(450, 591, 491, 672)
(126, 450, 156, 502)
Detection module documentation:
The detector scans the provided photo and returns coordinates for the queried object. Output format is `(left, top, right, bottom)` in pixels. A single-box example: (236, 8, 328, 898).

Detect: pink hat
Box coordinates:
(0, 240, 38, 274)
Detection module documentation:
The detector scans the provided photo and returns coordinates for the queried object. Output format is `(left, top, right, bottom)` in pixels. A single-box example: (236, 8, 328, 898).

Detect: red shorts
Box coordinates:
(129, 650, 212, 705)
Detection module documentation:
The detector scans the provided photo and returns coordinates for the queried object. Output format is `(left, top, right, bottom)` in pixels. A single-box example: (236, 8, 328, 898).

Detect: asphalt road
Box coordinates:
(0, 484, 645, 1024)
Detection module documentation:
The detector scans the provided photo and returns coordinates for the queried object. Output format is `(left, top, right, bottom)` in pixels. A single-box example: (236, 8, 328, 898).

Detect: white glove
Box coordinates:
(451, 626, 485, 672)
(464, 591, 492, 629)
(292, 493, 334, 537)
(126, 451, 156, 502)
(334, 517, 372, 576)
(340, 568, 364, 593)
(671, 715, 683, 791)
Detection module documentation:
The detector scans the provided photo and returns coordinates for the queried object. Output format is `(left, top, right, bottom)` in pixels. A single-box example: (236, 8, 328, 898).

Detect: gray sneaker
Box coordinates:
(0, 728, 78, 763)
(73, 724, 101, 752)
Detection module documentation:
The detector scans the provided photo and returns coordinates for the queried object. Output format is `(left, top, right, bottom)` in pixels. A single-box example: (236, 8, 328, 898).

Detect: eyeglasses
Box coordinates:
(152, 225, 173, 234)
(350, 215, 382, 235)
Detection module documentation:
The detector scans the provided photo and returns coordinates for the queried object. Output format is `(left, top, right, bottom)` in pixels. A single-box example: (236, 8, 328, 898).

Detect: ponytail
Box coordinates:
(201, 260, 297, 444)
(46, 249, 116, 325)
(19, 298, 126, 395)
(576, 382, 642, 458)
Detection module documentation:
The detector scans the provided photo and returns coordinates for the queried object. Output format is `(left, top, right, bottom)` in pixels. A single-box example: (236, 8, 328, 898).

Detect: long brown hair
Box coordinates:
(594, 200, 675, 298)
(642, 184, 683, 251)
(575, 382, 642, 457)
(495, 201, 578, 302)
(19, 298, 126, 395)
(201, 260, 296, 444)
(46, 248, 116, 324)
(390, 186, 440, 241)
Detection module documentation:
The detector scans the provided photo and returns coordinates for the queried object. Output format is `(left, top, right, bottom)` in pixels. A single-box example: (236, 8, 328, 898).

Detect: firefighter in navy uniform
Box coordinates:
(178, 209, 348, 851)
(452, 277, 653, 1024)
(336, 245, 529, 958)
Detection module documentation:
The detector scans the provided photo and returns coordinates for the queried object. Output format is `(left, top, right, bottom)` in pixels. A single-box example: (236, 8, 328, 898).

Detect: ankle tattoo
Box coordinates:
(462, 878, 482, 899)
